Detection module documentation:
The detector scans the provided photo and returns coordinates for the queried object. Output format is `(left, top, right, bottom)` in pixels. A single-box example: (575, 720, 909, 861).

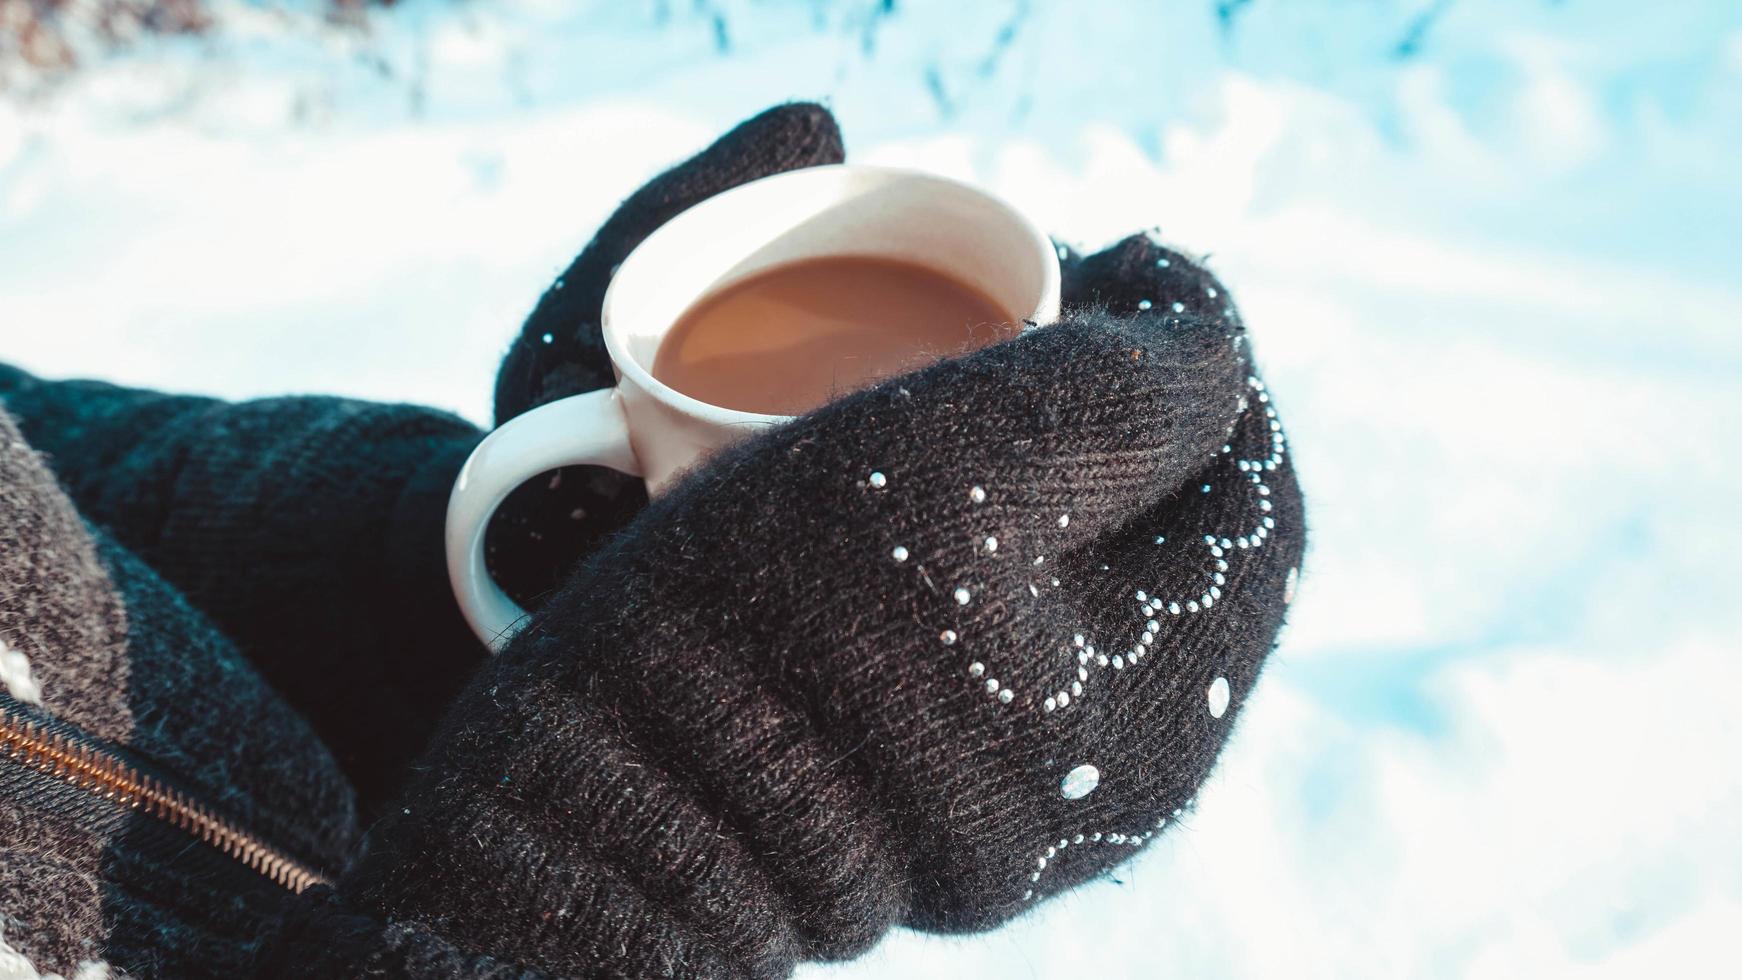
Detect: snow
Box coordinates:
(3, 1, 1739, 976)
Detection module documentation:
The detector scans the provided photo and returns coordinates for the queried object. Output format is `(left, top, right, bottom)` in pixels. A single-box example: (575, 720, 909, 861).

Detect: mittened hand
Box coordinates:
(260, 219, 1305, 978)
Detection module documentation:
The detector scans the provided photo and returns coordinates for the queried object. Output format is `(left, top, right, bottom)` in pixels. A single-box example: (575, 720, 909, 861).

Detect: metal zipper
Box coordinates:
(0, 705, 328, 894)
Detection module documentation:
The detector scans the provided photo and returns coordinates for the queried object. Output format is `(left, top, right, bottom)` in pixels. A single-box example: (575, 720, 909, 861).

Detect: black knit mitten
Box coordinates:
(0, 103, 848, 814)
(257, 230, 1305, 977)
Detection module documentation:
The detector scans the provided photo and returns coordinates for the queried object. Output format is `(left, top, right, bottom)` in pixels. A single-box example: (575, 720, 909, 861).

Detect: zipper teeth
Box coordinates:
(0, 710, 329, 895)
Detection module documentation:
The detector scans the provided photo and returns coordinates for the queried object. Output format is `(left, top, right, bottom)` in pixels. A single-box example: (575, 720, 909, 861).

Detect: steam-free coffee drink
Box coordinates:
(652, 255, 1017, 416)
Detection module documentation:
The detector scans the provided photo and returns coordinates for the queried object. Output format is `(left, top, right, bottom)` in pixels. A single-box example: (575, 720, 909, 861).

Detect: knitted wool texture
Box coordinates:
(0, 371, 486, 814)
(258, 229, 1306, 977)
(0, 411, 358, 978)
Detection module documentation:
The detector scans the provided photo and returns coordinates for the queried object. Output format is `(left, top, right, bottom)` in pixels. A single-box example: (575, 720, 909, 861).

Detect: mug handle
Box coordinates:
(446, 388, 641, 651)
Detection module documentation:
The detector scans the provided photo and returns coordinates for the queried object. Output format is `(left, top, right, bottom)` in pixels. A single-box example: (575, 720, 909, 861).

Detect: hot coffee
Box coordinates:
(652, 255, 1017, 416)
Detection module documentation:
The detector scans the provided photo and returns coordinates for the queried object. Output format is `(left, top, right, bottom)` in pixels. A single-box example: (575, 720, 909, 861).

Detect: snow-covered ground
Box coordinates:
(3, 2, 1739, 976)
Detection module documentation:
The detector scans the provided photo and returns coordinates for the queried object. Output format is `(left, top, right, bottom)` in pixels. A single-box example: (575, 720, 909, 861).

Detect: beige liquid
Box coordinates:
(652, 255, 1018, 416)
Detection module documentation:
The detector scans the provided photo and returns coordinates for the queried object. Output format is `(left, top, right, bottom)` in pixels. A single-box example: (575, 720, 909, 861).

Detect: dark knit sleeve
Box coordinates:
(0, 363, 485, 812)
(1, 408, 360, 979)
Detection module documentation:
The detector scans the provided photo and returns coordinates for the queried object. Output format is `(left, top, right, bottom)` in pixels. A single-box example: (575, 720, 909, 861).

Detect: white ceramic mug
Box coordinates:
(447, 164, 1062, 649)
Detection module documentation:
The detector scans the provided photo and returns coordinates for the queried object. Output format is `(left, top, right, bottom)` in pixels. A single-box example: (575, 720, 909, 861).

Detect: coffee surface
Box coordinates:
(652, 256, 1016, 416)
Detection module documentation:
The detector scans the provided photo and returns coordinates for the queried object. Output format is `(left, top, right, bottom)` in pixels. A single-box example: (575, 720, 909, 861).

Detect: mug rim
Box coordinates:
(598, 163, 1061, 427)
